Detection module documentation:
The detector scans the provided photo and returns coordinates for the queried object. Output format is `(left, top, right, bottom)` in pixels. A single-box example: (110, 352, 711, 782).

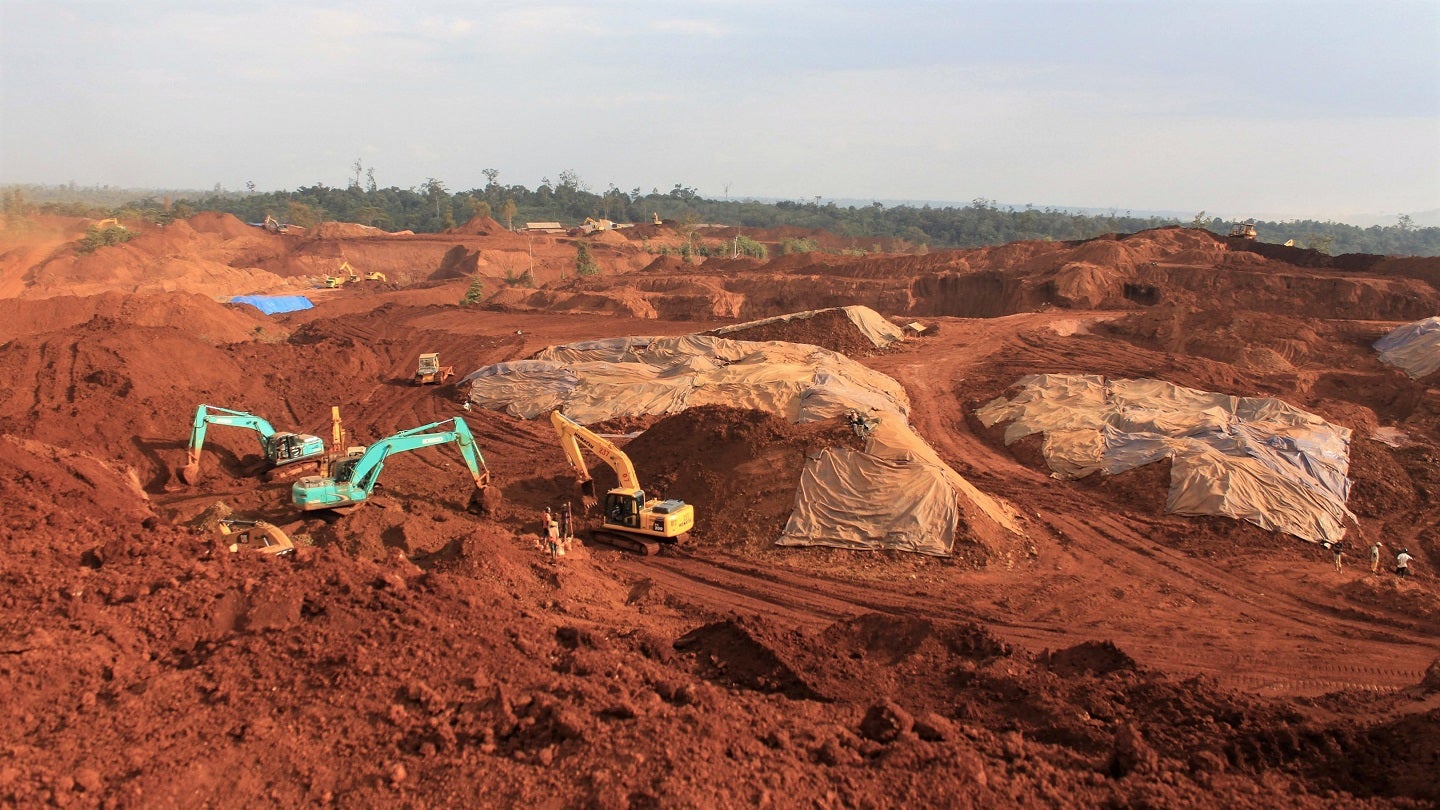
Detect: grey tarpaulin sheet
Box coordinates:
(975, 374, 1355, 543)
(1375, 316, 1440, 379)
(462, 313, 1021, 555)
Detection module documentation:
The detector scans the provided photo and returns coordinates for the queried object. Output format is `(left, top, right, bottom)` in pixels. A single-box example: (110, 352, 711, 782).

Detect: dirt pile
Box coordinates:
(1, 219, 1438, 807)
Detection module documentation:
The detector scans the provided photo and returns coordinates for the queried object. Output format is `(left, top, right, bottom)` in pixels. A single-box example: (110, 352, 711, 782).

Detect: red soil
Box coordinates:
(0, 214, 1437, 808)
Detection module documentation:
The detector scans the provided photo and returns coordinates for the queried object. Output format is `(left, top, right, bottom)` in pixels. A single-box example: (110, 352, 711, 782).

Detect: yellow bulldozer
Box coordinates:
(414, 352, 455, 385)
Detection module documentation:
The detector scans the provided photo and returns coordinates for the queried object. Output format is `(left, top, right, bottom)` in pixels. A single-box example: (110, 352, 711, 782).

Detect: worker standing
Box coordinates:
(1331, 540, 1345, 572)
(1370, 540, 1383, 574)
(546, 512, 563, 560)
(1396, 548, 1413, 578)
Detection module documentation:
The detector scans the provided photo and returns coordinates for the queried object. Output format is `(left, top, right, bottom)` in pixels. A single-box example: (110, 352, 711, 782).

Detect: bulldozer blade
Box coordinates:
(178, 463, 201, 486)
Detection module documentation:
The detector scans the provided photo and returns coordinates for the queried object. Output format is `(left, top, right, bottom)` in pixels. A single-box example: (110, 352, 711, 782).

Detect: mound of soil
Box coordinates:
(703, 307, 895, 357)
(2, 218, 1440, 808)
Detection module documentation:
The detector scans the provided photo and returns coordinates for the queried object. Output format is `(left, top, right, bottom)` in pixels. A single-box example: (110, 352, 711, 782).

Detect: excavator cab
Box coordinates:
(605, 490, 644, 529)
(267, 432, 326, 464)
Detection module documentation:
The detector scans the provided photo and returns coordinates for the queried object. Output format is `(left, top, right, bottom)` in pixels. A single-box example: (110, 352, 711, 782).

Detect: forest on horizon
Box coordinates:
(5, 175, 1438, 257)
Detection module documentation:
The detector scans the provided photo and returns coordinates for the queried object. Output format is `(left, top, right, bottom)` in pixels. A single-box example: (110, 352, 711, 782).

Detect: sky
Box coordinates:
(2, 0, 1438, 223)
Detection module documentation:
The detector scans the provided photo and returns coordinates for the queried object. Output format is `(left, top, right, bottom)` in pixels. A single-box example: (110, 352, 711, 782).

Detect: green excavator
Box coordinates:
(180, 405, 327, 485)
(291, 416, 493, 513)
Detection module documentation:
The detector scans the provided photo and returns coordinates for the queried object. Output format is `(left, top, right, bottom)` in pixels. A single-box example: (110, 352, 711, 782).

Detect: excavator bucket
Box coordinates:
(468, 486, 501, 515)
(579, 480, 598, 510)
(179, 462, 201, 486)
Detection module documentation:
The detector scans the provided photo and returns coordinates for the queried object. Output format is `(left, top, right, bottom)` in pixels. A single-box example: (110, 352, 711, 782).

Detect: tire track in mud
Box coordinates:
(1032, 509, 1433, 693)
(616, 547, 1431, 696)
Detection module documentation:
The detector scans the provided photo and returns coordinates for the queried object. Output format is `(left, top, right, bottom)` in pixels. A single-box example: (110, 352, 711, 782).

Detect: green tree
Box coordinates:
(733, 234, 767, 259)
(423, 177, 449, 217)
(575, 242, 600, 277)
(1306, 233, 1337, 254)
(460, 275, 485, 305)
(286, 201, 320, 228)
(465, 196, 492, 220)
(76, 223, 135, 254)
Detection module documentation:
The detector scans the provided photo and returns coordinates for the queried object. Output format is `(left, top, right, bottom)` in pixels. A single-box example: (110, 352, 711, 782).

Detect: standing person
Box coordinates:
(1370, 540, 1383, 574)
(546, 513, 563, 560)
(1396, 548, 1413, 578)
(536, 507, 552, 551)
(1331, 540, 1345, 572)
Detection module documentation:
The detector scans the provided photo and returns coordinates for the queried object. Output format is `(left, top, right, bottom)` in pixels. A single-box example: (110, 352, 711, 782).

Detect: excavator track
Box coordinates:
(591, 530, 662, 556)
(263, 460, 321, 483)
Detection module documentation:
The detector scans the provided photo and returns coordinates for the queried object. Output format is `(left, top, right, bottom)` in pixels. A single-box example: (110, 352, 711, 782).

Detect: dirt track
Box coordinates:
(1, 215, 1438, 807)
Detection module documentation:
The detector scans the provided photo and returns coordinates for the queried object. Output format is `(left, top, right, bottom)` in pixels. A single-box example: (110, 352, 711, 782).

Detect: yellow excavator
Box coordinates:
(216, 518, 295, 557)
(549, 410, 694, 555)
(324, 261, 387, 288)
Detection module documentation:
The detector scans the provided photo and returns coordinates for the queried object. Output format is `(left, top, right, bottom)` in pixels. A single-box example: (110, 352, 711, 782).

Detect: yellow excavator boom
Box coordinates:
(550, 410, 640, 493)
(547, 409, 693, 553)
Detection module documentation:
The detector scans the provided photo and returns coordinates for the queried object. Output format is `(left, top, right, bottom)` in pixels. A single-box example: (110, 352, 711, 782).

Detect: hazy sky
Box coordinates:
(3, 1, 1437, 221)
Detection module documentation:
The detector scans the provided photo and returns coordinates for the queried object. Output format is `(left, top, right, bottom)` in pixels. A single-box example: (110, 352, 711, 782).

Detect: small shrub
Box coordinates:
(576, 242, 600, 277)
(461, 275, 486, 304)
(734, 235, 768, 259)
(76, 224, 135, 254)
(778, 237, 819, 255)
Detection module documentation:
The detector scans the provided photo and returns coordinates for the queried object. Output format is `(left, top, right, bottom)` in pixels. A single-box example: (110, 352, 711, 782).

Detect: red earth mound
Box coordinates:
(1, 219, 1438, 807)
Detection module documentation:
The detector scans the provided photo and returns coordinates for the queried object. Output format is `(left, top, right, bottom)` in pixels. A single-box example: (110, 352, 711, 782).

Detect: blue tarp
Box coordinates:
(229, 295, 314, 315)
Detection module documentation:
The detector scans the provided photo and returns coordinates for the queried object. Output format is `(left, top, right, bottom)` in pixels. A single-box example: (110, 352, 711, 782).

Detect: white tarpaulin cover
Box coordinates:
(462, 318, 1021, 555)
(1375, 316, 1440, 379)
(974, 374, 1355, 543)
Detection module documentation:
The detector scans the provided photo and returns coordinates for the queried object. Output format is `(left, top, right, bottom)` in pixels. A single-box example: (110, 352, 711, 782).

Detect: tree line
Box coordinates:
(5, 176, 1438, 257)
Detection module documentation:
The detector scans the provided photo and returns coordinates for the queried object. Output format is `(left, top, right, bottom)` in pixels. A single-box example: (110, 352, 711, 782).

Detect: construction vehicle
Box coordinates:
(1229, 220, 1257, 239)
(414, 352, 455, 385)
(323, 261, 387, 288)
(652, 212, 663, 226)
(180, 405, 326, 485)
(263, 215, 288, 234)
(549, 410, 694, 555)
(291, 416, 492, 512)
(93, 217, 126, 231)
(216, 518, 295, 557)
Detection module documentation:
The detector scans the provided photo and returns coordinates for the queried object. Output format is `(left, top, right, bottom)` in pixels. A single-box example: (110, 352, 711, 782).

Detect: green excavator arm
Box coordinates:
(291, 416, 491, 512)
